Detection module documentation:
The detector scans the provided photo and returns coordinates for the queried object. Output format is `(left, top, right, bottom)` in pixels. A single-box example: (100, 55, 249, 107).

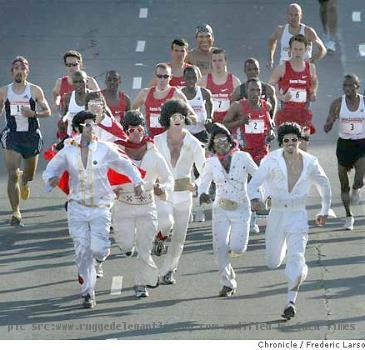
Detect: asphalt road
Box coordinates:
(0, 0, 364, 340)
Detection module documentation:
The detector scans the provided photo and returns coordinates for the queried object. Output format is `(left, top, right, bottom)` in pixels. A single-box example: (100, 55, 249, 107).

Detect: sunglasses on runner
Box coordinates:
(170, 113, 185, 121)
(283, 137, 299, 143)
(156, 74, 170, 79)
(127, 126, 144, 134)
(66, 63, 80, 67)
(213, 136, 229, 144)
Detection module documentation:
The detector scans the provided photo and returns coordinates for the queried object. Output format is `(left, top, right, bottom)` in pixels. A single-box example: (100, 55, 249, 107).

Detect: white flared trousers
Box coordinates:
(212, 204, 251, 289)
(113, 201, 159, 287)
(155, 197, 174, 236)
(159, 197, 193, 277)
(67, 201, 111, 296)
(265, 208, 309, 291)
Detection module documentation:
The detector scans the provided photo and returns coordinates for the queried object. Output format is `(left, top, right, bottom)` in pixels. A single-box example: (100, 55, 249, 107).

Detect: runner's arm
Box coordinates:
(131, 89, 148, 110)
(307, 27, 327, 63)
(323, 98, 341, 133)
(268, 26, 282, 69)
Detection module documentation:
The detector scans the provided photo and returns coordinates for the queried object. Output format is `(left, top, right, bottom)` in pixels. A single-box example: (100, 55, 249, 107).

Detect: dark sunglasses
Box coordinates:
(156, 74, 170, 79)
(66, 63, 79, 67)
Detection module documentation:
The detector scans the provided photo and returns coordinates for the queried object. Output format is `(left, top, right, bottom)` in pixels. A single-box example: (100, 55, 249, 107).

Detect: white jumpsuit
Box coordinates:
(154, 130, 206, 277)
(197, 151, 258, 289)
(112, 142, 174, 286)
(43, 137, 143, 297)
(248, 149, 332, 291)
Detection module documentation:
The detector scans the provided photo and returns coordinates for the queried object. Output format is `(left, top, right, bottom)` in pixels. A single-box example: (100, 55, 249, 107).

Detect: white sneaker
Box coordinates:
(189, 212, 193, 223)
(194, 208, 205, 222)
(326, 40, 336, 52)
(344, 216, 354, 231)
(351, 188, 361, 205)
(250, 224, 260, 234)
(134, 285, 149, 298)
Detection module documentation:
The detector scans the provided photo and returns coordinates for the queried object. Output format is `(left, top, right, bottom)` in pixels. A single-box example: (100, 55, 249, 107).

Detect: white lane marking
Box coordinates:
(359, 44, 365, 56)
(135, 63, 144, 66)
(139, 8, 148, 18)
(352, 11, 361, 22)
(136, 40, 146, 52)
(110, 276, 123, 295)
(132, 77, 142, 89)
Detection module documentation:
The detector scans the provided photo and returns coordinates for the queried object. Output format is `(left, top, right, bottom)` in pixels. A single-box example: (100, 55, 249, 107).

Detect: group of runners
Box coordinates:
(1, 1, 364, 321)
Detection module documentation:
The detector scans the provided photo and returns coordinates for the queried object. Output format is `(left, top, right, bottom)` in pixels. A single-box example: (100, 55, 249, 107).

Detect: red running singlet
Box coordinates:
(102, 91, 128, 122)
(206, 73, 234, 123)
(145, 87, 176, 137)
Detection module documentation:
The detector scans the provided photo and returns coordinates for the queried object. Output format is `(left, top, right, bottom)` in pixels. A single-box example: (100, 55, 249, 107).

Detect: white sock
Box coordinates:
(250, 212, 257, 228)
(287, 290, 298, 304)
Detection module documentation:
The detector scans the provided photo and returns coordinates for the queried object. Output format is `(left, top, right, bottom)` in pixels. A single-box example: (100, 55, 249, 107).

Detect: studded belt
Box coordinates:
(118, 190, 154, 205)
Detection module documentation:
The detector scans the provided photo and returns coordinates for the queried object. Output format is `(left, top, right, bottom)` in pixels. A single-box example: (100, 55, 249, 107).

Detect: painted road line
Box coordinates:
(110, 276, 123, 295)
(136, 40, 146, 52)
(359, 44, 365, 56)
(132, 77, 142, 89)
(139, 8, 148, 18)
(352, 11, 361, 22)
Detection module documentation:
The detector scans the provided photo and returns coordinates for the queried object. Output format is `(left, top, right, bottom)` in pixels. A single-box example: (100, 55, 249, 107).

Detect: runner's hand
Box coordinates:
(315, 215, 327, 226)
(154, 183, 164, 196)
(199, 193, 211, 204)
(21, 107, 36, 118)
(48, 177, 60, 188)
(251, 199, 265, 211)
(134, 184, 144, 196)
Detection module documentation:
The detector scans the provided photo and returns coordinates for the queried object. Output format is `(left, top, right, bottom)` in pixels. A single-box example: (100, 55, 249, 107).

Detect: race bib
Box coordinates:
(213, 98, 230, 112)
(149, 113, 162, 128)
(245, 119, 265, 134)
(288, 88, 307, 103)
(341, 119, 363, 135)
(10, 102, 31, 116)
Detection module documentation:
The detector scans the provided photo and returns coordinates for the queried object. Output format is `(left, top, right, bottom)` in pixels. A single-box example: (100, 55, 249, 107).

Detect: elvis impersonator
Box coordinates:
(248, 122, 332, 320)
(43, 111, 144, 309)
(154, 99, 206, 285)
(197, 123, 259, 297)
(113, 110, 174, 298)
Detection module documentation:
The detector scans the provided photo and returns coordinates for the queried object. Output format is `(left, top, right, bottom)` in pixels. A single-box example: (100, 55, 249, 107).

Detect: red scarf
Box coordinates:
(116, 136, 154, 149)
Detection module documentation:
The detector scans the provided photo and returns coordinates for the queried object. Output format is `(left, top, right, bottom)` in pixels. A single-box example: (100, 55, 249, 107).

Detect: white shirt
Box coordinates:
(248, 149, 332, 215)
(197, 151, 258, 206)
(118, 141, 174, 194)
(154, 130, 205, 178)
(154, 130, 206, 202)
(43, 136, 143, 206)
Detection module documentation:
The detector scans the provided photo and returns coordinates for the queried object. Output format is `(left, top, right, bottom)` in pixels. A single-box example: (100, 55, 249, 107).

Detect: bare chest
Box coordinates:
(285, 158, 303, 193)
(167, 138, 184, 168)
(80, 147, 89, 169)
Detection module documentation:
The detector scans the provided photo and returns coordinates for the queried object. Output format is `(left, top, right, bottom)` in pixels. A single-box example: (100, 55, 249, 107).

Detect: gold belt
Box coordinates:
(69, 199, 111, 209)
(174, 177, 192, 192)
(218, 198, 238, 210)
(118, 190, 154, 205)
